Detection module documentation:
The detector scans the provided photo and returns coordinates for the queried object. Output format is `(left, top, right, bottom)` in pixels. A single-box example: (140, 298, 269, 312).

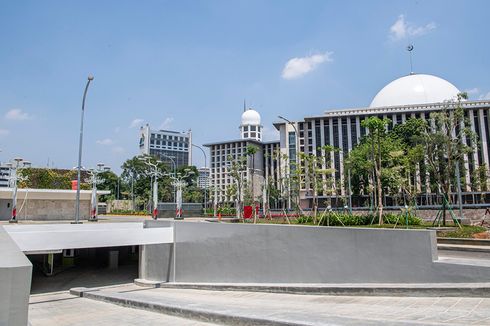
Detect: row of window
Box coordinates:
(150, 133, 188, 142)
(150, 140, 189, 148)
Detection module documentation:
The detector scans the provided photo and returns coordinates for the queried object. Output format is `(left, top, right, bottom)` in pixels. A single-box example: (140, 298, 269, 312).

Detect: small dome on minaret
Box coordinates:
(240, 108, 262, 141)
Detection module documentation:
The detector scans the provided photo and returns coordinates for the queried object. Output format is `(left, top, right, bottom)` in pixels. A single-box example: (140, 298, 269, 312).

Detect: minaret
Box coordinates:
(240, 108, 262, 141)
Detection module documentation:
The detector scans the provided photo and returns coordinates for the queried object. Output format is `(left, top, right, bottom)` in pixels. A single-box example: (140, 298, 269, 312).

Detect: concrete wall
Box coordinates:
(107, 200, 132, 213)
(0, 199, 90, 221)
(141, 221, 490, 284)
(0, 227, 32, 326)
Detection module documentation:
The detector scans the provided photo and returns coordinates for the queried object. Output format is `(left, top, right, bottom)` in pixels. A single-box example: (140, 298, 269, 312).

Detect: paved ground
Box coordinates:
(28, 282, 490, 326)
(29, 291, 218, 326)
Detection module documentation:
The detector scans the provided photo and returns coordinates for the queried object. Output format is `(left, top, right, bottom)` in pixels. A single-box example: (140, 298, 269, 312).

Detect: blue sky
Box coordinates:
(1, 0, 489, 173)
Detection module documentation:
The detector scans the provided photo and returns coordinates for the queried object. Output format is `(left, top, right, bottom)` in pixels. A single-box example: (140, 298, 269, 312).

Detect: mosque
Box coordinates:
(206, 73, 490, 209)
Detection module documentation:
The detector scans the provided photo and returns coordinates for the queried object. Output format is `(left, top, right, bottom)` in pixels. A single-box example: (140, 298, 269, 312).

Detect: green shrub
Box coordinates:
(109, 209, 148, 216)
(296, 212, 422, 226)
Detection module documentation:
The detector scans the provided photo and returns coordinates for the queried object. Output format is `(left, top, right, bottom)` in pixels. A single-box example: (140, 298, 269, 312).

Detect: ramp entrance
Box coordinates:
(28, 245, 140, 294)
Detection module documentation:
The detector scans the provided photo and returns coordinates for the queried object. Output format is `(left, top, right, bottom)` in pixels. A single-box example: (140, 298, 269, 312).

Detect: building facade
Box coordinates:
(204, 109, 277, 204)
(139, 124, 192, 169)
(205, 73, 490, 210)
(275, 73, 490, 208)
(0, 165, 10, 188)
(197, 167, 210, 189)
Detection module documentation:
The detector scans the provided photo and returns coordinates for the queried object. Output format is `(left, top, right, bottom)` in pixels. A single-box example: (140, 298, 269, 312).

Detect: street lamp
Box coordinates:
(8, 157, 31, 223)
(192, 144, 208, 212)
(87, 163, 106, 222)
(75, 74, 94, 224)
(170, 169, 194, 219)
(139, 156, 165, 220)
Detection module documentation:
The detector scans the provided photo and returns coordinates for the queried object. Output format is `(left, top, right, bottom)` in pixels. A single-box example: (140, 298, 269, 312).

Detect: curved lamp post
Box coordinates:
(75, 74, 94, 224)
(192, 144, 208, 211)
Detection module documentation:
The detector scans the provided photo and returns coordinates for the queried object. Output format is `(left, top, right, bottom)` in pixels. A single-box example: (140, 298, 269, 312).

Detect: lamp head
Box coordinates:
(88, 74, 94, 81)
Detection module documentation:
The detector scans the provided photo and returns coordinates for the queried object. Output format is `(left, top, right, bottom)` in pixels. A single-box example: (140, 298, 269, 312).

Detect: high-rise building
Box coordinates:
(204, 109, 279, 203)
(197, 167, 210, 189)
(0, 165, 11, 188)
(139, 124, 192, 169)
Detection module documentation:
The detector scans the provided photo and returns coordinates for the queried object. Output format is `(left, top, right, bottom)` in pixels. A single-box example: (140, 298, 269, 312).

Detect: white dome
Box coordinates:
(370, 74, 461, 108)
(241, 109, 261, 125)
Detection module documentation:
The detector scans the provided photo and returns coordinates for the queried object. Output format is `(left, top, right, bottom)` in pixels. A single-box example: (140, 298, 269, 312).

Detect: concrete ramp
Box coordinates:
(3, 222, 173, 254)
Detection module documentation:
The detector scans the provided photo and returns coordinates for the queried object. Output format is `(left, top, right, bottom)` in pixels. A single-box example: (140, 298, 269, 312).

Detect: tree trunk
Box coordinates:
(376, 136, 383, 225)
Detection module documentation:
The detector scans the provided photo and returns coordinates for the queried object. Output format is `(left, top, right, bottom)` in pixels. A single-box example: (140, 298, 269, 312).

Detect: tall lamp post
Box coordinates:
(192, 144, 208, 212)
(8, 158, 31, 223)
(75, 74, 94, 224)
(278, 116, 299, 211)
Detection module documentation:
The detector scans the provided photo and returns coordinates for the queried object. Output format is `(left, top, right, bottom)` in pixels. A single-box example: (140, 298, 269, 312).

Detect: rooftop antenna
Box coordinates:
(243, 99, 246, 112)
(407, 44, 414, 75)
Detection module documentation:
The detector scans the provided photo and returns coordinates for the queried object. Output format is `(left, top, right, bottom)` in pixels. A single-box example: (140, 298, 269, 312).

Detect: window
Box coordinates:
(250, 126, 256, 131)
(350, 118, 357, 147)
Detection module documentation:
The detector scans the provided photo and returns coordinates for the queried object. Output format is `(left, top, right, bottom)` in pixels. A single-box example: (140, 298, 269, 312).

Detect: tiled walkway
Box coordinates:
(28, 291, 218, 326)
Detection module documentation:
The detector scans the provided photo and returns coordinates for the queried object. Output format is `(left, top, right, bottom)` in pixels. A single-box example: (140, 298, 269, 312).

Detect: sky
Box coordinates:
(1, 0, 489, 173)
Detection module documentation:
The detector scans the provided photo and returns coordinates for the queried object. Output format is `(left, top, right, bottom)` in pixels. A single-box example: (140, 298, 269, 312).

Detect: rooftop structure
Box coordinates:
(370, 73, 461, 108)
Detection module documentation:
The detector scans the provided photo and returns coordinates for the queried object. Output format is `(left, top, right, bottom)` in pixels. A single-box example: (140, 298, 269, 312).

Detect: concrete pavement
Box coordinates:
(29, 290, 218, 326)
(73, 284, 490, 325)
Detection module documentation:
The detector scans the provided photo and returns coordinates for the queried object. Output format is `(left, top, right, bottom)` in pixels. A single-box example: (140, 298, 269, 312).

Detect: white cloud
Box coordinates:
(281, 52, 333, 80)
(390, 15, 436, 41)
(96, 138, 114, 146)
(159, 117, 174, 130)
(129, 118, 144, 128)
(0, 128, 9, 136)
(5, 109, 32, 120)
(464, 88, 480, 95)
(112, 146, 125, 154)
(479, 92, 490, 100)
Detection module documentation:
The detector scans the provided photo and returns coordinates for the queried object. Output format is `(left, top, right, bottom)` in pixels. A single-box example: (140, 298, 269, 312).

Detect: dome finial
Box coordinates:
(407, 44, 414, 75)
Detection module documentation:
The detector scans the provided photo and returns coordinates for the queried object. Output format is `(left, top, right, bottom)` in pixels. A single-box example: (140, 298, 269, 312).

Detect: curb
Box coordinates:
(147, 282, 490, 298)
(77, 289, 306, 326)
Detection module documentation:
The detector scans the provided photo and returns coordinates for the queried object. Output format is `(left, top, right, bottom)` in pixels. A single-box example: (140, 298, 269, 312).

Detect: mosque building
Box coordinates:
(275, 73, 490, 208)
(206, 72, 490, 209)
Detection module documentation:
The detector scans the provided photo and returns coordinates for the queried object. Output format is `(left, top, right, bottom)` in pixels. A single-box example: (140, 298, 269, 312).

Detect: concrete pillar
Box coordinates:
(108, 250, 119, 269)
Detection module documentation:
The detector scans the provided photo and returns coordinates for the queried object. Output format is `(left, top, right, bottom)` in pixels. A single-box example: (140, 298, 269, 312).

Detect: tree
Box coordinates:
(97, 170, 119, 202)
(245, 145, 260, 222)
(121, 155, 172, 210)
(422, 93, 476, 225)
(227, 154, 248, 220)
(299, 145, 336, 224)
(361, 117, 391, 224)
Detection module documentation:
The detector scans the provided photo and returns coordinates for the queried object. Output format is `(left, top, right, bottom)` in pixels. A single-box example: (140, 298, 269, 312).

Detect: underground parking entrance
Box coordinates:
(27, 245, 140, 294)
